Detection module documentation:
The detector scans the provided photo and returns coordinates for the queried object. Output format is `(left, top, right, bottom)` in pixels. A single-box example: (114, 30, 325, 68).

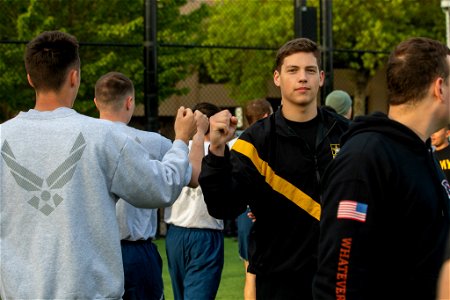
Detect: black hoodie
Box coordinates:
(313, 112, 450, 300)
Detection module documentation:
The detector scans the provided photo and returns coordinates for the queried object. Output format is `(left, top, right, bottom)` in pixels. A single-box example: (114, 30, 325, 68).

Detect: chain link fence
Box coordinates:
(0, 0, 390, 138)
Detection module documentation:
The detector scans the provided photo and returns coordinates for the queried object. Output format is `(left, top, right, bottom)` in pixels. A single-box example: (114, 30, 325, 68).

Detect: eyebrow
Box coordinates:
(284, 65, 318, 69)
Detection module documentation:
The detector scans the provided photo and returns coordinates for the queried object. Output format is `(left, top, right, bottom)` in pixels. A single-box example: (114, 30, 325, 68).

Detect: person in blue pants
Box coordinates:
(164, 102, 223, 300)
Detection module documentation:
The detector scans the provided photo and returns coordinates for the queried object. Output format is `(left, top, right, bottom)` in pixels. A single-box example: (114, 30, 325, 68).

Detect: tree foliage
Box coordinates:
(0, 0, 209, 121)
(202, 0, 446, 110)
(0, 0, 29, 121)
(332, 0, 445, 114)
(333, 0, 446, 73)
(1, 0, 446, 121)
(202, 0, 295, 104)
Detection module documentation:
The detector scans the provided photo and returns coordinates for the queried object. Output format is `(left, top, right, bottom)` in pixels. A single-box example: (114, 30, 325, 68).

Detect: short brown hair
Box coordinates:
(387, 37, 450, 105)
(95, 72, 134, 111)
(24, 31, 80, 92)
(192, 102, 220, 118)
(245, 99, 273, 125)
(275, 38, 321, 72)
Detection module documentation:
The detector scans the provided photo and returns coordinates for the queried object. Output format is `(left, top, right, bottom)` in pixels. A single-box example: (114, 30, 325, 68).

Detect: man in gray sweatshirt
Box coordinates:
(94, 71, 209, 300)
(0, 31, 196, 299)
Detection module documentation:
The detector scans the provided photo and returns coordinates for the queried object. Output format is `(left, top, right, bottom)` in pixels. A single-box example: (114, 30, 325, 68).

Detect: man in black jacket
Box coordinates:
(198, 38, 349, 300)
(313, 37, 450, 300)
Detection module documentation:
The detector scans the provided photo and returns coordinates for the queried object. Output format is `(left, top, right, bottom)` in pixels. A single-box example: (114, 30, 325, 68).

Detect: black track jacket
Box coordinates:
(313, 112, 450, 300)
(199, 107, 349, 279)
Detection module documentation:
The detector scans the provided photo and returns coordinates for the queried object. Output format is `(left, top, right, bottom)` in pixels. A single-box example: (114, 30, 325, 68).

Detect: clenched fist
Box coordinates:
(208, 110, 238, 156)
(174, 106, 196, 144)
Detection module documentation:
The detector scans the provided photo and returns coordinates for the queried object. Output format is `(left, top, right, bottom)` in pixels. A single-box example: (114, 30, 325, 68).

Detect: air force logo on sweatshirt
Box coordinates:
(1, 133, 86, 216)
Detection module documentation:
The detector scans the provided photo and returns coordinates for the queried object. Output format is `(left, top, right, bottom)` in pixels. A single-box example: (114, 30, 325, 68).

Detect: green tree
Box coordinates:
(202, 0, 445, 113)
(332, 0, 446, 115)
(0, 0, 209, 121)
(0, 0, 29, 121)
(202, 0, 295, 104)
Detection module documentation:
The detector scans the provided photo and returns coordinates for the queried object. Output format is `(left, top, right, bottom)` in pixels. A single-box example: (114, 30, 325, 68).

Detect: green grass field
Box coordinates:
(153, 236, 245, 300)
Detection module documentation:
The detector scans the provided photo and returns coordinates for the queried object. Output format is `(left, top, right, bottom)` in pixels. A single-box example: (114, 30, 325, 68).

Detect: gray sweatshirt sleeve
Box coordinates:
(111, 139, 192, 208)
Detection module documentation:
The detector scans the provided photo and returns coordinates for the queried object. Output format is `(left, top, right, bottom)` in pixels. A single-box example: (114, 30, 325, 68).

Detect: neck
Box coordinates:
(388, 103, 436, 142)
(281, 101, 318, 122)
(34, 90, 74, 111)
(99, 111, 129, 124)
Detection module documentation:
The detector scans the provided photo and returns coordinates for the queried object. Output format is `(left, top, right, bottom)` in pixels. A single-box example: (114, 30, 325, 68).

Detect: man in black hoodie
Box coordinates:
(313, 37, 450, 300)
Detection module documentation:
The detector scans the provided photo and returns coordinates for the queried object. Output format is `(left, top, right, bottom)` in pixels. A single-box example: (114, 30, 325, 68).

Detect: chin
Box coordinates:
(293, 98, 315, 106)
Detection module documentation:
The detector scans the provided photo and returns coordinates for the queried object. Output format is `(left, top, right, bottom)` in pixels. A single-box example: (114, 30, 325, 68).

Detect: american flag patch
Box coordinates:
(337, 200, 368, 222)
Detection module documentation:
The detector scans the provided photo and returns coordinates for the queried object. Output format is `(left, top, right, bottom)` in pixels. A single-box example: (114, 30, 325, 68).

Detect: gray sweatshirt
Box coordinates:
(0, 108, 191, 299)
(114, 122, 179, 241)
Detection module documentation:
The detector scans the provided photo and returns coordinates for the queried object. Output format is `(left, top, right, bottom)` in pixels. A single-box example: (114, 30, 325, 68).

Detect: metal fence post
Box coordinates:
(144, 0, 159, 132)
(442, 0, 450, 47)
(320, 0, 333, 104)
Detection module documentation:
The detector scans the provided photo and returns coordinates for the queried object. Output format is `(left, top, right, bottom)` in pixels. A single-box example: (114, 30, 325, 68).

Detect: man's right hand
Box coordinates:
(174, 106, 196, 145)
(208, 110, 238, 157)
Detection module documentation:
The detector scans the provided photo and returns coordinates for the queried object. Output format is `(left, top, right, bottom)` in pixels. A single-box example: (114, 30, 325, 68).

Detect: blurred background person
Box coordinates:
(431, 125, 450, 179)
(324, 90, 353, 119)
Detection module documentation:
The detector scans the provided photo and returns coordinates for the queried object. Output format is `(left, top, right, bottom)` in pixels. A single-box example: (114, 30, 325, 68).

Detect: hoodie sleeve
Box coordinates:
(313, 135, 385, 300)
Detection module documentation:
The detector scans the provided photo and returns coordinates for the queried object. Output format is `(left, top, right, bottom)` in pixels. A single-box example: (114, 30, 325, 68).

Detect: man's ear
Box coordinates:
(125, 96, 133, 110)
(434, 77, 445, 102)
(319, 70, 325, 87)
(273, 70, 281, 87)
(69, 69, 79, 87)
(27, 74, 35, 88)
